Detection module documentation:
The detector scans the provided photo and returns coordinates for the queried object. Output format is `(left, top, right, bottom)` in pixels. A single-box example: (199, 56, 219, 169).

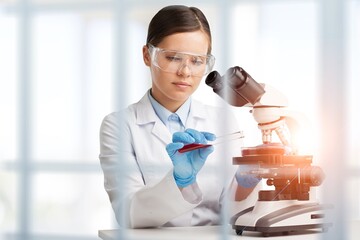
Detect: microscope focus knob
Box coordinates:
(308, 166, 325, 186)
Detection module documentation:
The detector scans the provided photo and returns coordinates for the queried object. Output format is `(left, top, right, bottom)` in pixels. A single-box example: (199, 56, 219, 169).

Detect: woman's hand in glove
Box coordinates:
(235, 165, 261, 188)
(166, 128, 216, 188)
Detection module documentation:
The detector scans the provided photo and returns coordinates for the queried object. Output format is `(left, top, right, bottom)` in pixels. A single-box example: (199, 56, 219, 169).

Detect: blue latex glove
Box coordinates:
(166, 128, 216, 188)
(235, 165, 261, 188)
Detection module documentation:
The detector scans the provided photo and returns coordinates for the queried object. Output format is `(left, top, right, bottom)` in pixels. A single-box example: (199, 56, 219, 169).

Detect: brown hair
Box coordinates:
(146, 5, 212, 53)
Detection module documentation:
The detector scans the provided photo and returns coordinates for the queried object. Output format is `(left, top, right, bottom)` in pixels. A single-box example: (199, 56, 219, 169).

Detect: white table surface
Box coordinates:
(98, 225, 330, 240)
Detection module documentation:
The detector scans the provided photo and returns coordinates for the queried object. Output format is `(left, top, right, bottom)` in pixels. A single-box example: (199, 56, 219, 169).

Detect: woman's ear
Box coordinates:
(143, 45, 151, 66)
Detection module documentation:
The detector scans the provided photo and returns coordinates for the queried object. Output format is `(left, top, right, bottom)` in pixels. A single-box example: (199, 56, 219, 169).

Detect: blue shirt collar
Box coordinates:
(147, 89, 191, 127)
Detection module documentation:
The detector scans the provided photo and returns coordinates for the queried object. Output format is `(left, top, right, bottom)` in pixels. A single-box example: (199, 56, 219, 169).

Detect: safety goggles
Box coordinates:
(148, 44, 215, 77)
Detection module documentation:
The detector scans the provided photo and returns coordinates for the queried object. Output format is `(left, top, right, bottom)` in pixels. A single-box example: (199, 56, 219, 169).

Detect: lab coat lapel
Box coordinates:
(186, 99, 207, 129)
(152, 121, 172, 145)
(135, 93, 171, 145)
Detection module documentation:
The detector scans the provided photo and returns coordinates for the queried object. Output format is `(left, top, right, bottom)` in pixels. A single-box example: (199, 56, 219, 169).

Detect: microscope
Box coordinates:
(205, 66, 333, 237)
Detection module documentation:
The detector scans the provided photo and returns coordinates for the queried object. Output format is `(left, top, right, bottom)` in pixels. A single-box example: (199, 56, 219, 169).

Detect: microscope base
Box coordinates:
(231, 200, 332, 237)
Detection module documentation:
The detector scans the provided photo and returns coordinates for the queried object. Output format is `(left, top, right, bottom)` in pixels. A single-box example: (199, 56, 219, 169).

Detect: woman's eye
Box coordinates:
(166, 55, 182, 62)
(192, 58, 205, 66)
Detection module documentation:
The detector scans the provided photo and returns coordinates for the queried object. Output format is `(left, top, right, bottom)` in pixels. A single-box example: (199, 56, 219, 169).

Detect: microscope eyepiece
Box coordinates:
(205, 66, 265, 107)
(205, 70, 222, 89)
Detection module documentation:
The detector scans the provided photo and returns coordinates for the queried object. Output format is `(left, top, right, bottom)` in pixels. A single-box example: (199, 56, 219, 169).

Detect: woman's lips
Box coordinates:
(173, 82, 191, 89)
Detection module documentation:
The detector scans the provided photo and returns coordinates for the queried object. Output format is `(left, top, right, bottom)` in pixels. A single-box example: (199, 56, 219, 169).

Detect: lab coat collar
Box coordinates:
(135, 92, 171, 144)
(148, 89, 191, 129)
(135, 91, 207, 144)
(186, 99, 207, 129)
(136, 92, 163, 124)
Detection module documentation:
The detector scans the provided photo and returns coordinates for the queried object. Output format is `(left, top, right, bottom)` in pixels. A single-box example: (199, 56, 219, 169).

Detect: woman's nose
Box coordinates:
(177, 62, 192, 78)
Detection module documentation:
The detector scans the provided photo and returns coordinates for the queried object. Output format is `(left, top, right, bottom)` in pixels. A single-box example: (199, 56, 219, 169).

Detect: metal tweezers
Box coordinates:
(178, 131, 244, 153)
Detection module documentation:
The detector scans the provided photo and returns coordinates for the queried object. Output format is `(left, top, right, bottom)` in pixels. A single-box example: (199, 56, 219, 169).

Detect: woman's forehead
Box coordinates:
(157, 31, 210, 54)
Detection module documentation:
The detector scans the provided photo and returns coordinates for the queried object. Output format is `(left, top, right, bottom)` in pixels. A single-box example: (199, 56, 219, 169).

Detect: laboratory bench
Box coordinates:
(98, 224, 347, 240)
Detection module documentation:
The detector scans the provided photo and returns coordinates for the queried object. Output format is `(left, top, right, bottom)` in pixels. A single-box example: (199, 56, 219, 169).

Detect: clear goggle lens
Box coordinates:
(148, 44, 215, 77)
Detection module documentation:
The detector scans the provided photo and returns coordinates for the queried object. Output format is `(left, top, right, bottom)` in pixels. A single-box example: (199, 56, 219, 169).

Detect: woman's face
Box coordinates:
(143, 30, 210, 112)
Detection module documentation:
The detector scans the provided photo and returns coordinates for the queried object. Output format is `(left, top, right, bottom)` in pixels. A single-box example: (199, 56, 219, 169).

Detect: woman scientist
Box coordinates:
(99, 5, 260, 228)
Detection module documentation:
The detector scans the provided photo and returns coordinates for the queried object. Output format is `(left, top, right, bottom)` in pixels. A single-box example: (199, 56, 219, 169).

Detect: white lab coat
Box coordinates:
(99, 91, 250, 228)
